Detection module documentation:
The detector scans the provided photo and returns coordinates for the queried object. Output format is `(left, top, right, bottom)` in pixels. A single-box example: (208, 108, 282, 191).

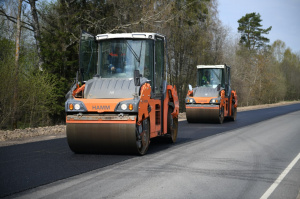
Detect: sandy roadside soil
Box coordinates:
(1, 101, 299, 147)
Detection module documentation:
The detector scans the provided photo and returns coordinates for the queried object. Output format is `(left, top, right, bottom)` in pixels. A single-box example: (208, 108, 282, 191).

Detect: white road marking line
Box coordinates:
(260, 152, 300, 199)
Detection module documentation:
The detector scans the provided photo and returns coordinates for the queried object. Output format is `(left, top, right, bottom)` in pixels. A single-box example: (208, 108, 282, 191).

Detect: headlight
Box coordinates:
(128, 104, 133, 110)
(121, 104, 127, 110)
(69, 103, 74, 110)
(74, 104, 80, 110)
(210, 98, 220, 103)
(114, 100, 138, 112)
(186, 98, 194, 103)
(65, 100, 87, 112)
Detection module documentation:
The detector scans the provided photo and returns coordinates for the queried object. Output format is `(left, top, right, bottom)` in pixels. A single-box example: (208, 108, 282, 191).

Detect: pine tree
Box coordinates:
(237, 12, 272, 50)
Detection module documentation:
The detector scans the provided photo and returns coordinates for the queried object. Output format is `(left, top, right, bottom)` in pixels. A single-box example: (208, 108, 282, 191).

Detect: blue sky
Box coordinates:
(218, 0, 300, 53)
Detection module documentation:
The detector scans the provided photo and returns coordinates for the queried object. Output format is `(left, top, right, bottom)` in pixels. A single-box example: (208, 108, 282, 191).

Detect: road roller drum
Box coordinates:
(66, 115, 150, 155)
(186, 105, 221, 123)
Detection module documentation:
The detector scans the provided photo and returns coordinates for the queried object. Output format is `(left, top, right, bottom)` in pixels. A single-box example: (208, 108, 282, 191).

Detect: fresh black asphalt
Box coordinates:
(1, 103, 300, 198)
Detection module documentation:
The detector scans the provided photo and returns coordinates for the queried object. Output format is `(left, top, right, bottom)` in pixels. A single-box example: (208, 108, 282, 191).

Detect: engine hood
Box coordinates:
(193, 86, 221, 98)
(84, 77, 148, 99)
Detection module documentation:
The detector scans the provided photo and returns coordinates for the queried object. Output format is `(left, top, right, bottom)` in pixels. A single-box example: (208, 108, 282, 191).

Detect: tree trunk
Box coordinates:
(29, 0, 44, 70)
(12, 0, 22, 129)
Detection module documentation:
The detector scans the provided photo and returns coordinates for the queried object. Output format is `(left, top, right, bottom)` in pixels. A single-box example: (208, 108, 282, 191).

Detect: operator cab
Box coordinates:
(196, 65, 231, 95)
(79, 31, 165, 98)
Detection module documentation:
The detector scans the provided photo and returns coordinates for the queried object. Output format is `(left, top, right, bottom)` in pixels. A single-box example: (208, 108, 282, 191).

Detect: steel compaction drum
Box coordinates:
(67, 122, 139, 154)
(186, 105, 220, 123)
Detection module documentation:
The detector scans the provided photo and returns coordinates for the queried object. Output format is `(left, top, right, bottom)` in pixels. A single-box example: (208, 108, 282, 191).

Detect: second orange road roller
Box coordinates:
(185, 65, 238, 123)
(65, 32, 179, 155)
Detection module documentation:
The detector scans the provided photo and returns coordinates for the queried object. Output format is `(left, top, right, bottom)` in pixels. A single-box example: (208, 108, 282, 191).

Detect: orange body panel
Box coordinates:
(167, 85, 179, 118)
(148, 99, 161, 138)
(187, 90, 193, 97)
(136, 83, 163, 138)
(72, 84, 85, 97)
(194, 97, 213, 104)
(66, 120, 136, 124)
(231, 90, 238, 108)
(134, 83, 179, 139)
(75, 98, 132, 113)
(138, 83, 151, 124)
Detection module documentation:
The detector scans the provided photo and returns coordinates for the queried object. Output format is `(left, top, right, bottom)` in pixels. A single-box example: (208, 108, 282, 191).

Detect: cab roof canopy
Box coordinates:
(96, 32, 165, 41)
(197, 65, 229, 69)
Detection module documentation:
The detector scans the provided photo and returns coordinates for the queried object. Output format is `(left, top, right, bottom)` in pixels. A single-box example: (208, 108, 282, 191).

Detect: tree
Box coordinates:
(237, 12, 272, 50)
(12, 0, 22, 129)
(271, 40, 286, 63)
(280, 48, 300, 100)
(165, 0, 211, 111)
(28, 0, 43, 70)
(0, 0, 56, 129)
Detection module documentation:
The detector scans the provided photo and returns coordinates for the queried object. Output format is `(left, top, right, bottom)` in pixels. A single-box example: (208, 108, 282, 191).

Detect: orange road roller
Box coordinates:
(65, 32, 179, 155)
(185, 65, 237, 123)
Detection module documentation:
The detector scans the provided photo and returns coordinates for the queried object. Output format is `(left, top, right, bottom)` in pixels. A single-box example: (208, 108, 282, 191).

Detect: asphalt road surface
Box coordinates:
(1, 104, 300, 198)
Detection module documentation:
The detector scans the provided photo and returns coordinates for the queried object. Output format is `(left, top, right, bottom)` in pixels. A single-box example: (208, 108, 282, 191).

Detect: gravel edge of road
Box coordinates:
(1, 101, 299, 147)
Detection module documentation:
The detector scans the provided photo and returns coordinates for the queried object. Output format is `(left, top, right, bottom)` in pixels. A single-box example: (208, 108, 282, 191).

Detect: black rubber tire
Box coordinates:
(219, 107, 224, 124)
(229, 105, 237, 121)
(136, 118, 150, 155)
(167, 105, 178, 143)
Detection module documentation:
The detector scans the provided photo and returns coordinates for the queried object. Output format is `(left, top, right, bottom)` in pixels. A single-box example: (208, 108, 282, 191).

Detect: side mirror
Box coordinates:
(134, 70, 141, 86)
(188, 84, 193, 91)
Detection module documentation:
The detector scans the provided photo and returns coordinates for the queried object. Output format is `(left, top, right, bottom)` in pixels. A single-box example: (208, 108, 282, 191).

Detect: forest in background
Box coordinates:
(0, 0, 300, 130)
